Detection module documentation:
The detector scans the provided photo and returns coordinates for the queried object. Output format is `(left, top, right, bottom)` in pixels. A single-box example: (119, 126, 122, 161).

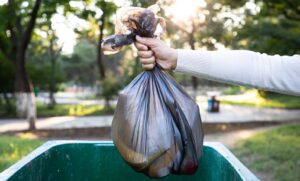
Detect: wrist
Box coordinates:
(171, 48, 178, 70)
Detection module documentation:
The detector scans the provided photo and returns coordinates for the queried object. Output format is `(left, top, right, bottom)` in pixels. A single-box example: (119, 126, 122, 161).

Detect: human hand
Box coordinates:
(134, 36, 177, 70)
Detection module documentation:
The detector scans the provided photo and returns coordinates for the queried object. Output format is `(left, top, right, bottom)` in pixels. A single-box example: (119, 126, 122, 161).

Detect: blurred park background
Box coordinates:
(0, 0, 299, 180)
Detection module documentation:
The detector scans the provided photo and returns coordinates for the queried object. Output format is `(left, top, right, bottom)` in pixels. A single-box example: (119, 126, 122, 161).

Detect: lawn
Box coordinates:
(0, 136, 43, 172)
(37, 104, 115, 117)
(232, 124, 300, 181)
(221, 90, 300, 109)
(0, 103, 115, 118)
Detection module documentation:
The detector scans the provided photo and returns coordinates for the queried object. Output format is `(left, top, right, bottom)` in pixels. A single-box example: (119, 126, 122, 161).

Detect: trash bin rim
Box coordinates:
(0, 141, 259, 181)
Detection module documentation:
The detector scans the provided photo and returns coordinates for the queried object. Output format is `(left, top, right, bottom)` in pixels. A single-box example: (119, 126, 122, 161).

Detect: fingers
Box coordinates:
(141, 56, 155, 70)
(142, 63, 156, 70)
(140, 56, 155, 65)
(137, 50, 153, 58)
(134, 42, 148, 51)
(136, 35, 160, 49)
(134, 36, 160, 71)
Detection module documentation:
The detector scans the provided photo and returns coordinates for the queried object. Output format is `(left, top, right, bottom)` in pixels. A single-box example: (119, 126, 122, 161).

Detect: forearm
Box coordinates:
(175, 49, 300, 96)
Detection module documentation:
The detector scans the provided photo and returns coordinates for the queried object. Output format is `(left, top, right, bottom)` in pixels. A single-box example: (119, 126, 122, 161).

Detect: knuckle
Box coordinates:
(140, 58, 147, 63)
(140, 58, 149, 64)
(147, 51, 153, 56)
(137, 51, 143, 56)
(134, 42, 141, 49)
(141, 45, 148, 51)
(150, 56, 155, 62)
(136, 43, 145, 50)
(142, 64, 150, 70)
(138, 51, 151, 58)
(146, 57, 154, 63)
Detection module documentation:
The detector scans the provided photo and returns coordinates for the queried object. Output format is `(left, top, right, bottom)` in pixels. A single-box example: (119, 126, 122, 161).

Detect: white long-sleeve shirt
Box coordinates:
(175, 50, 300, 96)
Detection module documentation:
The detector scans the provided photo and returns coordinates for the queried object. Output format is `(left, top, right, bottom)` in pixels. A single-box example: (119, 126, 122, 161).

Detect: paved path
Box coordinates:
(204, 126, 276, 148)
(0, 102, 299, 133)
(198, 102, 300, 123)
(0, 116, 112, 133)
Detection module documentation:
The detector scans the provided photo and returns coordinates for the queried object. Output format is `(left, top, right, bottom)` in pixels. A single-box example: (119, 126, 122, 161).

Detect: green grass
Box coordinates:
(222, 86, 247, 95)
(221, 90, 300, 109)
(232, 124, 300, 181)
(37, 104, 115, 117)
(0, 103, 115, 118)
(0, 136, 43, 172)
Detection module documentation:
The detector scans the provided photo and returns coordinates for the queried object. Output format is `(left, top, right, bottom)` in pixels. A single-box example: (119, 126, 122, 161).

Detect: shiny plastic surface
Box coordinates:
(112, 67, 204, 177)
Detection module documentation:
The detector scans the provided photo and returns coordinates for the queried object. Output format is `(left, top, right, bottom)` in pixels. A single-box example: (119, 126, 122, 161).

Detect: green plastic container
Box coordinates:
(0, 141, 259, 181)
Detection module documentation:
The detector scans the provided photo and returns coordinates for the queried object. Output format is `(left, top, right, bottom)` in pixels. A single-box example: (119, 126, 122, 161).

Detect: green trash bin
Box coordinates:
(0, 141, 259, 181)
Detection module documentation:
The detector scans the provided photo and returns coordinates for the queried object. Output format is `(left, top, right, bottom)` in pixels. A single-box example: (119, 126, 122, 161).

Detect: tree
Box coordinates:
(26, 28, 64, 107)
(101, 71, 121, 108)
(75, 1, 117, 80)
(0, 0, 42, 130)
(47, 29, 63, 107)
(0, 0, 72, 130)
(162, 0, 232, 99)
(72, 1, 120, 107)
(60, 39, 97, 87)
(234, 0, 300, 55)
(96, 2, 116, 80)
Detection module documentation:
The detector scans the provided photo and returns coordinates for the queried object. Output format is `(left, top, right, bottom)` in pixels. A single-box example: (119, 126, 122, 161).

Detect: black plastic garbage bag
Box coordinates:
(112, 66, 203, 177)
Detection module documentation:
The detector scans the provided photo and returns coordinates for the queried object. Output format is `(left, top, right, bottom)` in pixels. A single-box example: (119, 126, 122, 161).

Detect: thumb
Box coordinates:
(136, 36, 159, 49)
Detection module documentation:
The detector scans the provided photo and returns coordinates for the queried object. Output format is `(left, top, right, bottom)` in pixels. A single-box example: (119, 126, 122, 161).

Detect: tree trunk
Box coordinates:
(0, 94, 2, 106)
(49, 37, 56, 107)
(97, 15, 106, 80)
(97, 15, 110, 110)
(7, 0, 41, 131)
(15, 49, 36, 130)
(15, 92, 36, 130)
(104, 97, 111, 110)
(49, 90, 56, 107)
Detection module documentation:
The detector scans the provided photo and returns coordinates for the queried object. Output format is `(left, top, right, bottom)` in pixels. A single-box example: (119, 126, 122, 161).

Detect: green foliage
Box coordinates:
(60, 39, 97, 86)
(233, 124, 300, 181)
(234, 1, 300, 55)
(0, 58, 15, 115)
(221, 90, 300, 109)
(0, 58, 15, 93)
(131, 0, 157, 7)
(222, 86, 247, 95)
(117, 47, 143, 85)
(26, 61, 64, 91)
(0, 100, 16, 118)
(260, 0, 300, 21)
(217, 0, 248, 8)
(237, 17, 300, 55)
(0, 0, 72, 54)
(76, 0, 117, 40)
(36, 103, 115, 117)
(0, 136, 42, 172)
(100, 71, 122, 101)
(25, 34, 65, 91)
